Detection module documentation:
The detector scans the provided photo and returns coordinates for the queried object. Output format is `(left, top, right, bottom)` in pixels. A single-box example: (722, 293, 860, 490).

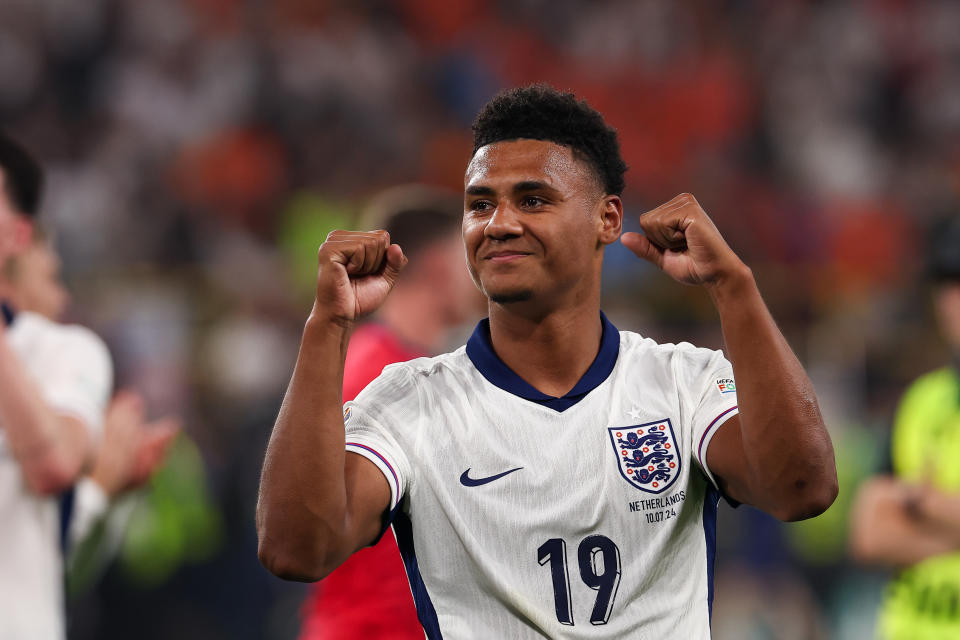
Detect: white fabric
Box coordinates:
(0, 311, 112, 640)
(66, 477, 110, 549)
(344, 329, 739, 639)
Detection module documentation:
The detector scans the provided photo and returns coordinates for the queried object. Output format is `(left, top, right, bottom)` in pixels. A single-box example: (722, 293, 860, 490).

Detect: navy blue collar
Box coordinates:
(1, 301, 15, 327)
(466, 311, 620, 412)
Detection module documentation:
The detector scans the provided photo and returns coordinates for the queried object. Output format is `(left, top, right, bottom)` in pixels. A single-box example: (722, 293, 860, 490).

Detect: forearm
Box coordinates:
(707, 267, 837, 520)
(256, 314, 353, 580)
(914, 488, 960, 546)
(0, 330, 88, 493)
(851, 478, 957, 568)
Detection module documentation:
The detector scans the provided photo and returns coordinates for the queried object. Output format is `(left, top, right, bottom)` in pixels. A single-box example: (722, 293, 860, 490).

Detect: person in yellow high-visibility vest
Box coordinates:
(850, 216, 960, 639)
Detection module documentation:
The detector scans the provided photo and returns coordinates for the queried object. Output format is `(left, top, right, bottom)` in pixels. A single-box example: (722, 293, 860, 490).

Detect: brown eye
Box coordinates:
(521, 196, 545, 208)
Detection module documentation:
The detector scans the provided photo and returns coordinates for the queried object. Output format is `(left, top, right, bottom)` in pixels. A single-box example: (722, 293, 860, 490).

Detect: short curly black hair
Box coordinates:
(471, 84, 627, 196)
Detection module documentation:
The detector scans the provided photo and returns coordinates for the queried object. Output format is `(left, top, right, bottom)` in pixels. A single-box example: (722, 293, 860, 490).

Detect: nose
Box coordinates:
(484, 203, 523, 240)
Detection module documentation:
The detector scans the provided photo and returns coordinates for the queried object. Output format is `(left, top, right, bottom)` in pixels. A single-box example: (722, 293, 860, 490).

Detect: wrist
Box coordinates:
(704, 263, 755, 303)
(306, 309, 355, 333)
(303, 311, 355, 357)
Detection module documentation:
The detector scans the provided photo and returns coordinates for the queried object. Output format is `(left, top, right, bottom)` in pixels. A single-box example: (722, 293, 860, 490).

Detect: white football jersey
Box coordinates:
(0, 306, 112, 640)
(344, 313, 738, 639)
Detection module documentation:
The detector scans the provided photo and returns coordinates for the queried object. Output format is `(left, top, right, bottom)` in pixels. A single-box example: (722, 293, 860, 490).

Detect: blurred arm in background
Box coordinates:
(849, 476, 960, 568)
(67, 390, 179, 550)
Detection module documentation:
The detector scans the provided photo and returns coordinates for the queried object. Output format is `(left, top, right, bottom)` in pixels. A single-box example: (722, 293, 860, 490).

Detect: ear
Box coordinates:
(597, 195, 623, 246)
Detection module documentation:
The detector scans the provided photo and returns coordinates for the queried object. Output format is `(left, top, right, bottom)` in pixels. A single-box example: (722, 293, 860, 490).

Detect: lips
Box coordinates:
(483, 250, 531, 263)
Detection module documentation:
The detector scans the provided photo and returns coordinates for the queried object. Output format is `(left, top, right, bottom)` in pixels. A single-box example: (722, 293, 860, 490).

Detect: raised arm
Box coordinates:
(256, 230, 407, 582)
(621, 193, 837, 521)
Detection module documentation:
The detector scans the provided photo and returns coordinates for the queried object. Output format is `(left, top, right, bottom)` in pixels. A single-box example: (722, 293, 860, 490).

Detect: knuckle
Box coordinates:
(368, 229, 390, 246)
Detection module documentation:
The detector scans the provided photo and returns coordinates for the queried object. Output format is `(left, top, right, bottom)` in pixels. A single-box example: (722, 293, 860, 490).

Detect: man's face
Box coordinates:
(462, 139, 620, 307)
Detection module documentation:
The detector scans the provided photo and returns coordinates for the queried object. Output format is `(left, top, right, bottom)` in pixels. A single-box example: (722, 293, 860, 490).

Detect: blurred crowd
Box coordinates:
(2, 0, 959, 638)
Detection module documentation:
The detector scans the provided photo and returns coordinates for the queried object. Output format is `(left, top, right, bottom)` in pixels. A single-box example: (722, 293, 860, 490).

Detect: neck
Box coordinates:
(487, 293, 603, 397)
(378, 285, 452, 354)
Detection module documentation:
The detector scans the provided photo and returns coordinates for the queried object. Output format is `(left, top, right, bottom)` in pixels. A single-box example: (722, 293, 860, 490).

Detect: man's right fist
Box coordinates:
(314, 230, 407, 325)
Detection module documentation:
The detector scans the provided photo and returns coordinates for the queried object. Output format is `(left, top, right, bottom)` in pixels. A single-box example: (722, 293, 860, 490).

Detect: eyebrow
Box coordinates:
(513, 180, 554, 194)
(465, 185, 495, 197)
(464, 181, 557, 197)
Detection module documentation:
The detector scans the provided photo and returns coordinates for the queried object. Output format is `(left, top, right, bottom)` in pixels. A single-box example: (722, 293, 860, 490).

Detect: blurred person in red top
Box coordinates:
(299, 185, 484, 639)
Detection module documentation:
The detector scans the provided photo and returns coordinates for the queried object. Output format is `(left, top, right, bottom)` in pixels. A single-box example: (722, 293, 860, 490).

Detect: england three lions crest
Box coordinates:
(608, 419, 680, 494)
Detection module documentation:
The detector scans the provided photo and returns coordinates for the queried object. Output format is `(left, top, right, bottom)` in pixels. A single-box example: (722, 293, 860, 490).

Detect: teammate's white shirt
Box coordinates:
(345, 313, 738, 639)
(0, 306, 112, 640)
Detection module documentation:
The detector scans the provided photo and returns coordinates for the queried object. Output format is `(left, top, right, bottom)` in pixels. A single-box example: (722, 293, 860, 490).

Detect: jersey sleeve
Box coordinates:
(43, 326, 113, 438)
(343, 363, 419, 515)
(681, 347, 739, 489)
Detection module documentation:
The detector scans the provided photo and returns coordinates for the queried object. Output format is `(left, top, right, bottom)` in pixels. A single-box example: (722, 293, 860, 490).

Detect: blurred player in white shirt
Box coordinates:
(5, 227, 179, 588)
(0, 132, 113, 639)
(257, 86, 839, 638)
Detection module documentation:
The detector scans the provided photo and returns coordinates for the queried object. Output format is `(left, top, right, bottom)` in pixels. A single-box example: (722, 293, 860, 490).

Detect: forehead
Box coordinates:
(465, 139, 595, 193)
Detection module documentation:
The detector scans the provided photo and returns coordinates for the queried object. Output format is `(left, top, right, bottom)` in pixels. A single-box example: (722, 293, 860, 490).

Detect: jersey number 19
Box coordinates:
(537, 535, 622, 625)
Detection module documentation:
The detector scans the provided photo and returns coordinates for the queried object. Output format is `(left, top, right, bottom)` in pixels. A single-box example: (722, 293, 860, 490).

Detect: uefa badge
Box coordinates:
(608, 419, 680, 494)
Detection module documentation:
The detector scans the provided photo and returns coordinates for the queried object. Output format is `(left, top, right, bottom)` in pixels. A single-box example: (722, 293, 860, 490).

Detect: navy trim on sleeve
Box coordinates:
(465, 311, 620, 412)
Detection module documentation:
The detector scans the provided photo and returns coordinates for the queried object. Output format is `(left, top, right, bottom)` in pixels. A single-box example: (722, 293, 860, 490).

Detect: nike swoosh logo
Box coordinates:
(459, 467, 523, 487)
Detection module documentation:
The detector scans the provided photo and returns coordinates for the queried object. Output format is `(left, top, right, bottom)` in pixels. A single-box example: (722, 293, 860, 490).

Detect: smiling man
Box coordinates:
(257, 85, 838, 638)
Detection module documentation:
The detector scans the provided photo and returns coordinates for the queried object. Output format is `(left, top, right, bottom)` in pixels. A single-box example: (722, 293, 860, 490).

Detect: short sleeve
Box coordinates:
(343, 363, 418, 514)
(682, 348, 740, 489)
(43, 326, 113, 438)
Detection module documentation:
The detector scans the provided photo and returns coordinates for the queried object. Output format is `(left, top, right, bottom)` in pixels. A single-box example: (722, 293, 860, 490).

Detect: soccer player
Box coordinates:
(849, 217, 960, 639)
(257, 86, 838, 637)
(4, 232, 178, 510)
(0, 132, 113, 638)
(299, 184, 483, 639)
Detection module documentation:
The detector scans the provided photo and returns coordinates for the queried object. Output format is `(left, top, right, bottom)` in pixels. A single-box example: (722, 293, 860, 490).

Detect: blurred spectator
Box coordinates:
(0, 132, 112, 639)
(849, 216, 960, 639)
(4, 231, 180, 588)
(299, 184, 483, 639)
(5, 233, 179, 502)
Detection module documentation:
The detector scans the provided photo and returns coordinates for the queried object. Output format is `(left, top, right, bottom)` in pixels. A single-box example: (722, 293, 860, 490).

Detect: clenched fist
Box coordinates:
(621, 193, 746, 287)
(313, 230, 408, 325)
